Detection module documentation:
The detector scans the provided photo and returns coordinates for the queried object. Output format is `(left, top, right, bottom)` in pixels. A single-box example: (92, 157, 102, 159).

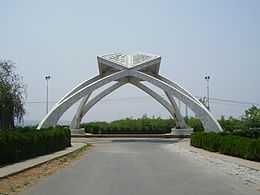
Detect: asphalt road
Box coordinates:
(22, 139, 259, 195)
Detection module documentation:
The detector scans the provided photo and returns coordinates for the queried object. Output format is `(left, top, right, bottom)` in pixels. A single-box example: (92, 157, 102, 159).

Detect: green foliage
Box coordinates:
(0, 61, 25, 129)
(81, 105, 260, 134)
(231, 128, 260, 139)
(81, 117, 175, 134)
(191, 132, 260, 162)
(219, 106, 260, 132)
(218, 116, 244, 132)
(185, 117, 204, 132)
(242, 105, 260, 129)
(0, 128, 71, 165)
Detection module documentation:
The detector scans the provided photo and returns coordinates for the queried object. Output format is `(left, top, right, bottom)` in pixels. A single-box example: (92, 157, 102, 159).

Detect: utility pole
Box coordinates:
(45, 75, 51, 114)
(204, 75, 210, 110)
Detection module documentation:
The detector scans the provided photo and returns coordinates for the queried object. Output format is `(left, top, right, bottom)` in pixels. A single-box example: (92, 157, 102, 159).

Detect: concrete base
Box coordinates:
(70, 128, 86, 135)
(171, 128, 194, 137)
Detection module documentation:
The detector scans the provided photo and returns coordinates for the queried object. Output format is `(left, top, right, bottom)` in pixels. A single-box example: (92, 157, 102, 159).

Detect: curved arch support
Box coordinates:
(57, 75, 101, 105)
(164, 91, 187, 128)
(70, 92, 92, 129)
(37, 70, 129, 129)
(71, 79, 181, 130)
(128, 71, 223, 132)
(37, 69, 222, 132)
(156, 75, 203, 106)
(129, 79, 178, 120)
(70, 81, 127, 129)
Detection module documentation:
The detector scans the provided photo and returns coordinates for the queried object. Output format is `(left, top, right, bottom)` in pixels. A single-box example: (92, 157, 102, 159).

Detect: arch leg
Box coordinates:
(164, 92, 187, 128)
(156, 75, 203, 106)
(70, 92, 92, 129)
(129, 70, 222, 132)
(37, 70, 129, 129)
(71, 81, 127, 129)
(57, 75, 101, 104)
(129, 79, 178, 119)
(72, 78, 184, 131)
(75, 79, 178, 129)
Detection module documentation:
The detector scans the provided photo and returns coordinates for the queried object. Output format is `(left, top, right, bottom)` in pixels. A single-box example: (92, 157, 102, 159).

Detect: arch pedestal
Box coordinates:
(37, 53, 222, 133)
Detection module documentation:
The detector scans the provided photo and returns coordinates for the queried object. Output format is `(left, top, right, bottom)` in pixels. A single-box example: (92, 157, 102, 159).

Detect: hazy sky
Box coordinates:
(1, 0, 260, 124)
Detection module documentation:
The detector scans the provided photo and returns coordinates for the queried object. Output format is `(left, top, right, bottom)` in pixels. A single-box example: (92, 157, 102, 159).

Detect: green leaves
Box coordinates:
(191, 132, 260, 162)
(81, 117, 175, 134)
(0, 128, 71, 165)
(242, 105, 260, 129)
(219, 106, 260, 132)
(0, 61, 25, 129)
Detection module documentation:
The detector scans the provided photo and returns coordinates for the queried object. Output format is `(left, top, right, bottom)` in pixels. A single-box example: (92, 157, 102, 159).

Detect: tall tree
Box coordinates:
(0, 61, 25, 129)
(242, 105, 260, 129)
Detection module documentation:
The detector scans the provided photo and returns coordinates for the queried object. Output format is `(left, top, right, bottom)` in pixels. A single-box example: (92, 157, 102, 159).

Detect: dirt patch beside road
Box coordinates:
(0, 144, 91, 195)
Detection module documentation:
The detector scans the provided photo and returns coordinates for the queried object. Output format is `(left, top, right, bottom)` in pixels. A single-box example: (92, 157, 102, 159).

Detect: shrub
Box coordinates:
(185, 117, 204, 132)
(218, 116, 245, 132)
(0, 127, 71, 165)
(231, 128, 260, 139)
(191, 132, 260, 162)
(80, 117, 174, 134)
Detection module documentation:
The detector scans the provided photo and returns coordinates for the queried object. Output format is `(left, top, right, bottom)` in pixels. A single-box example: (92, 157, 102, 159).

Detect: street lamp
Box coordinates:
(204, 75, 210, 110)
(45, 75, 51, 114)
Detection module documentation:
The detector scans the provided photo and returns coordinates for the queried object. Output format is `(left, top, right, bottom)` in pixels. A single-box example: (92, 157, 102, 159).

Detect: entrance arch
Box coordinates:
(37, 53, 222, 132)
(70, 80, 187, 129)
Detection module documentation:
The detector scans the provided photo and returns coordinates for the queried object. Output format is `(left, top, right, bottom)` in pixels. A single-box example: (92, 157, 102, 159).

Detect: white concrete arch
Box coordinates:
(70, 81, 127, 129)
(164, 91, 187, 128)
(37, 53, 222, 132)
(129, 79, 187, 128)
(156, 75, 203, 106)
(70, 79, 187, 129)
(38, 70, 129, 129)
(129, 70, 222, 132)
(70, 92, 92, 130)
(57, 75, 102, 104)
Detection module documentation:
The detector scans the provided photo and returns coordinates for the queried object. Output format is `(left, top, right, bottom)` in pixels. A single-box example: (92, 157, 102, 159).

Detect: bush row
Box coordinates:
(80, 117, 204, 134)
(213, 129, 260, 139)
(0, 128, 71, 165)
(218, 106, 260, 132)
(81, 119, 172, 134)
(231, 128, 260, 139)
(191, 132, 260, 162)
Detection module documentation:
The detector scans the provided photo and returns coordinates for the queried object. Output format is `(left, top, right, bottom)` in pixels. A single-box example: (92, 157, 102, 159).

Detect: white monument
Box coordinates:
(37, 53, 223, 134)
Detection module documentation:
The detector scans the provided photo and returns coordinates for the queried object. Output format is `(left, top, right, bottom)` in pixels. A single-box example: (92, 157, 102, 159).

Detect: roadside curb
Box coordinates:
(0, 143, 87, 179)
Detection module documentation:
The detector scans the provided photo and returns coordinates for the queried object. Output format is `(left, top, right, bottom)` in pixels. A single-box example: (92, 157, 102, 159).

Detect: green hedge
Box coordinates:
(191, 132, 260, 162)
(231, 128, 260, 139)
(81, 117, 205, 134)
(81, 118, 174, 134)
(0, 128, 71, 166)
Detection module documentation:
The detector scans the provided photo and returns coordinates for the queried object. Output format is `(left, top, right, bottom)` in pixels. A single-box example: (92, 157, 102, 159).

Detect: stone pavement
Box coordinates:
(0, 143, 86, 179)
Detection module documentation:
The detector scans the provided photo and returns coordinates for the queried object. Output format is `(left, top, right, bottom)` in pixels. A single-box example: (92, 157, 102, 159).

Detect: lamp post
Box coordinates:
(45, 75, 51, 114)
(204, 75, 210, 110)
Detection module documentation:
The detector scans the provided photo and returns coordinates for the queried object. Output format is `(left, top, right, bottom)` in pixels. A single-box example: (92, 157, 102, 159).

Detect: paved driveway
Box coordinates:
(21, 138, 259, 195)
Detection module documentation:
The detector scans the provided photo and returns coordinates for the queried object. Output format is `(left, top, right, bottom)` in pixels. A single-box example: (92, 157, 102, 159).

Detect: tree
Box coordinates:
(218, 116, 244, 132)
(242, 105, 260, 129)
(185, 117, 204, 132)
(0, 60, 25, 129)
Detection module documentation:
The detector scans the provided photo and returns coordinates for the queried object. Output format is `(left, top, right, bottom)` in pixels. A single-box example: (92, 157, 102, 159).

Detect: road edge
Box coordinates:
(0, 143, 87, 179)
